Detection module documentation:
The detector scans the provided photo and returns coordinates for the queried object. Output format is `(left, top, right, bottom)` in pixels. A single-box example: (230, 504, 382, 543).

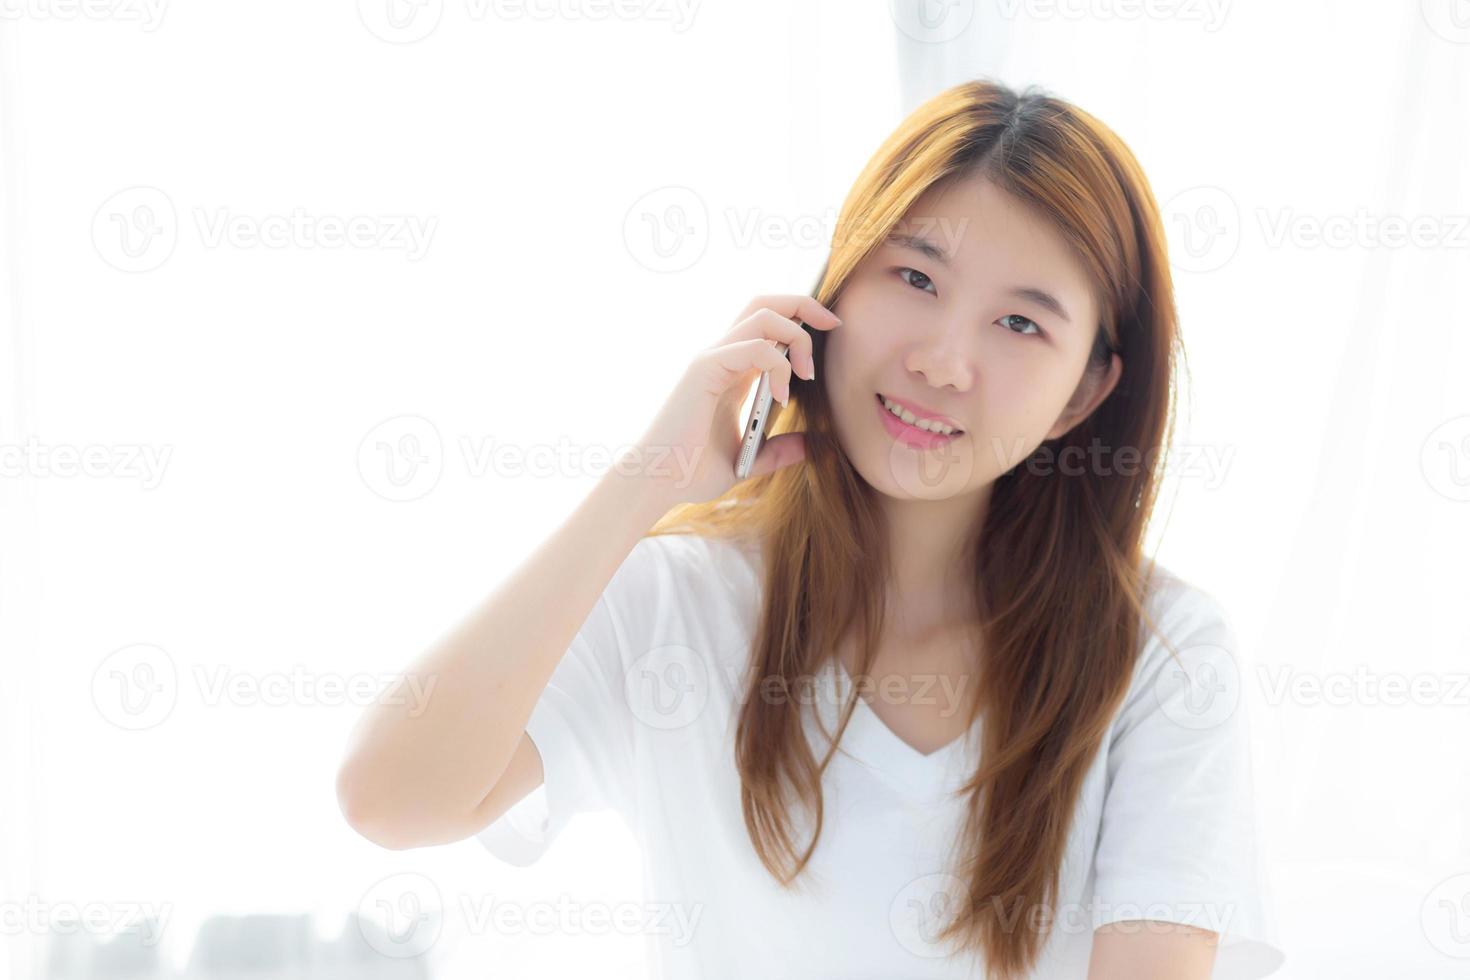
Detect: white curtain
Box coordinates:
(1, 18, 44, 980)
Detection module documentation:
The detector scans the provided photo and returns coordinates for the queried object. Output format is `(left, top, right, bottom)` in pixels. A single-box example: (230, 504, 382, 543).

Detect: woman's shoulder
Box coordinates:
(1136, 559, 1238, 646)
(629, 529, 762, 575)
(633, 526, 761, 562)
(1110, 559, 1248, 738)
(616, 530, 764, 613)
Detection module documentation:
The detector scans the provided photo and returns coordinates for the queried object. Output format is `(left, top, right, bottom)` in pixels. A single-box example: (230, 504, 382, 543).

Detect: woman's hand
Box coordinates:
(621, 295, 841, 508)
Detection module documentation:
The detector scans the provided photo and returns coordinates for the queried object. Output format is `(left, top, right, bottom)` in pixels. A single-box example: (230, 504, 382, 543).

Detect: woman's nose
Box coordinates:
(906, 322, 974, 392)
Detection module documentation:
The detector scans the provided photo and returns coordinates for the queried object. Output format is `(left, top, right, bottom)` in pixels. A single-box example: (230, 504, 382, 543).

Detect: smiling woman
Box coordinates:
(825, 174, 1122, 507)
(339, 77, 1283, 980)
(629, 78, 1284, 978)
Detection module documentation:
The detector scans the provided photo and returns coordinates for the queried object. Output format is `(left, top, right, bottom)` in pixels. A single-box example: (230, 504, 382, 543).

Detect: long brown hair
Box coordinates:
(645, 78, 1185, 978)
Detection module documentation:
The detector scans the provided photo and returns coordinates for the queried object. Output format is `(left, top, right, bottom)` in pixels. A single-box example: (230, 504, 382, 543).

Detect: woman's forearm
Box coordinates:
(334, 466, 673, 849)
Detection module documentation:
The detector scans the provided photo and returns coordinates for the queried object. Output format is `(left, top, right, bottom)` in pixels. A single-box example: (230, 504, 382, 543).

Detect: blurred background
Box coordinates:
(2, 0, 1468, 977)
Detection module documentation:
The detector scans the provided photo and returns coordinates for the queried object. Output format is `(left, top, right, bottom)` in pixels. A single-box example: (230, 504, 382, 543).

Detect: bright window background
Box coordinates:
(2, 2, 1467, 978)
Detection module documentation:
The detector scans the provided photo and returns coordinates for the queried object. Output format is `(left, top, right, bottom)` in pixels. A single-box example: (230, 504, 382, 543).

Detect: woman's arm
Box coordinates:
(333, 294, 832, 852)
(333, 467, 672, 850)
(1086, 921, 1220, 979)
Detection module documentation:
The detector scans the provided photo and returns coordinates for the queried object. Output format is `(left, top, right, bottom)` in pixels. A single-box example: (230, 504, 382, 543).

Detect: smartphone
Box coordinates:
(734, 341, 790, 480)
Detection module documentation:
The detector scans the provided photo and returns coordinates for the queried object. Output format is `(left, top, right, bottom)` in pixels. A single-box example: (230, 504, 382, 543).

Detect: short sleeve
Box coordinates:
(476, 542, 658, 866)
(1090, 583, 1286, 978)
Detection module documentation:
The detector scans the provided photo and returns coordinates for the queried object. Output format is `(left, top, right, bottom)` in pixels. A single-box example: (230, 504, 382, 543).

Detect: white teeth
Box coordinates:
(881, 395, 957, 435)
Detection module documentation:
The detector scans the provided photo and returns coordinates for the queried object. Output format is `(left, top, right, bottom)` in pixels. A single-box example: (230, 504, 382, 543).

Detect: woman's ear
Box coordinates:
(1046, 351, 1123, 441)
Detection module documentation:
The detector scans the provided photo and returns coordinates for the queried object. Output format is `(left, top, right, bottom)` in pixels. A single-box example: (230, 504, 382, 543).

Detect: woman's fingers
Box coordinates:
(697, 336, 793, 404)
(730, 294, 842, 333)
(725, 310, 809, 382)
(725, 297, 841, 381)
(742, 431, 806, 481)
(630, 294, 838, 508)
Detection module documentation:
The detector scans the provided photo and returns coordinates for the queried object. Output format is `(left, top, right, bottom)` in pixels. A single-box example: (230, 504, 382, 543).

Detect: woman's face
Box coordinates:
(825, 175, 1120, 501)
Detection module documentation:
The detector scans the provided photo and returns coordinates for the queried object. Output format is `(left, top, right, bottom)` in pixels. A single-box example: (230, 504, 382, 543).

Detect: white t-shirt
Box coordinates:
(478, 531, 1285, 979)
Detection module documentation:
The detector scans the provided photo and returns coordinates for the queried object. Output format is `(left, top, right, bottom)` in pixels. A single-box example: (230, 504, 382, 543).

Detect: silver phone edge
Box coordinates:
(734, 341, 791, 480)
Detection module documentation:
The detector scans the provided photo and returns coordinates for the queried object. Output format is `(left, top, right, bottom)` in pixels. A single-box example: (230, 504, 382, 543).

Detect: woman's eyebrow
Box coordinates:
(1010, 286, 1073, 325)
(885, 232, 1073, 325)
(886, 232, 951, 267)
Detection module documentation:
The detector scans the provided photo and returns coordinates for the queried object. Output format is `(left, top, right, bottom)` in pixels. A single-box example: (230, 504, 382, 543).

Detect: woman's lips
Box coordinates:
(875, 393, 964, 450)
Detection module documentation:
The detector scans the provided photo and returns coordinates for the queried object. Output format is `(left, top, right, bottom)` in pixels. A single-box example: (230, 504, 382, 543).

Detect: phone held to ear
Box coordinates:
(734, 341, 790, 480)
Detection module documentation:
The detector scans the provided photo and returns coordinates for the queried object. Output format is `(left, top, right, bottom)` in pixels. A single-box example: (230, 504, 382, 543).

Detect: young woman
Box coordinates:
(337, 79, 1284, 979)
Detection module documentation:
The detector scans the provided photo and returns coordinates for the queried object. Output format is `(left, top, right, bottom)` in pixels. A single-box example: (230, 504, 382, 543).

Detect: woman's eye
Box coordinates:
(998, 313, 1043, 338)
(894, 271, 1043, 339)
(897, 267, 936, 294)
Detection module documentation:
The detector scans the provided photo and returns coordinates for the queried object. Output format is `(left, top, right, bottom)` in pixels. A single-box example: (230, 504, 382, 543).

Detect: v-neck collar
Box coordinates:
(809, 658, 979, 802)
